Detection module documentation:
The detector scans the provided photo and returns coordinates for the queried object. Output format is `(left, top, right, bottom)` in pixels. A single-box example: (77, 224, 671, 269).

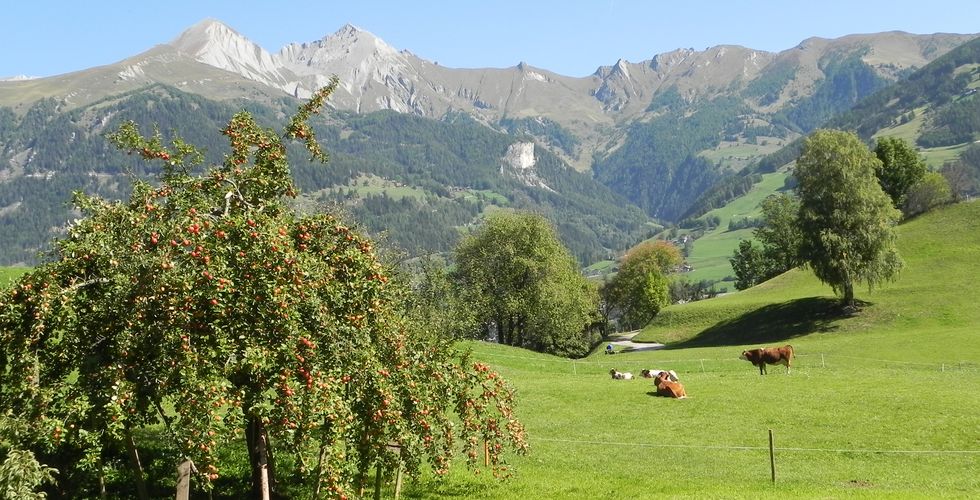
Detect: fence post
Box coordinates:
(768, 429, 776, 484)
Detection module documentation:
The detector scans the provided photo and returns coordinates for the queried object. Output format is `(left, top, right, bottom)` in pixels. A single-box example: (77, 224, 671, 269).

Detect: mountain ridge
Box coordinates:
(1, 20, 978, 269)
(2, 20, 972, 174)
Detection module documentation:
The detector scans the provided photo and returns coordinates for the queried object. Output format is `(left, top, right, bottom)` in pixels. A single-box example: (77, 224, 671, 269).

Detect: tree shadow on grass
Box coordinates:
(665, 296, 863, 349)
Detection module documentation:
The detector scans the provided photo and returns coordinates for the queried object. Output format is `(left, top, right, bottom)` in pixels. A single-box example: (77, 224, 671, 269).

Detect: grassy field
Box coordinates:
(342, 174, 429, 200)
(683, 170, 790, 284)
(0, 266, 30, 286)
(4, 203, 976, 498)
(870, 105, 973, 169)
(920, 143, 973, 169)
(390, 201, 980, 499)
(698, 139, 789, 171)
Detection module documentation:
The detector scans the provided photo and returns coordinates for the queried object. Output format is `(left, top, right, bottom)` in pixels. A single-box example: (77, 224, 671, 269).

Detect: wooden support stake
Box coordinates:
(768, 429, 776, 484)
(484, 440, 490, 467)
(125, 431, 149, 500)
(700, 359, 705, 373)
(176, 460, 193, 500)
(821, 354, 825, 368)
(394, 464, 403, 500)
(373, 466, 383, 500)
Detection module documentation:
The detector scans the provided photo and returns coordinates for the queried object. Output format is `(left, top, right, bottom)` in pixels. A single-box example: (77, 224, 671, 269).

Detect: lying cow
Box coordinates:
(654, 371, 687, 399)
(641, 369, 678, 381)
(740, 345, 794, 375)
(609, 368, 633, 380)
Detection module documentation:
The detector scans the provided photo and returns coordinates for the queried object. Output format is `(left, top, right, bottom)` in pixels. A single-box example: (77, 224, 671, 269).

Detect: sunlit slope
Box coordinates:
(683, 169, 790, 284)
(635, 200, 980, 362)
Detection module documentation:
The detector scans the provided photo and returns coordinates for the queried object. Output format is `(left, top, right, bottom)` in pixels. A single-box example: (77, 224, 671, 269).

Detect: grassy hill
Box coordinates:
(392, 201, 980, 498)
(636, 200, 980, 354)
(682, 170, 791, 285)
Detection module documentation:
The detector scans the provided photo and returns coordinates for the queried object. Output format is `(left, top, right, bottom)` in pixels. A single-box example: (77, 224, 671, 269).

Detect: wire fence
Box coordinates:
(472, 349, 980, 376)
(533, 436, 980, 455)
(472, 348, 980, 484)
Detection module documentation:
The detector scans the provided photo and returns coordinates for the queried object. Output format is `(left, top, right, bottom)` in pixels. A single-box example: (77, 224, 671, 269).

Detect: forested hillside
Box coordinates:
(0, 86, 653, 265)
(832, 36, 980, 142)
(592, 49, 895, 222)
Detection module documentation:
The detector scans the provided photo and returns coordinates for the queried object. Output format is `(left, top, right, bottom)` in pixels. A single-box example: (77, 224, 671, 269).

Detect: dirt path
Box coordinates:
(605, 330, 665, 353)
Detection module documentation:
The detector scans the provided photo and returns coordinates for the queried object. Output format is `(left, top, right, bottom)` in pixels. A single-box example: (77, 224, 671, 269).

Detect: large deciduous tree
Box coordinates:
(452, 212, 599, 357)
(0, 81, 527, 499)
(794, 129, 903, 307)
(730, 240, 767, 291)
(874, 136, 927, 209)
(604, 241, 679, 330)
(754, 193, 803, 272)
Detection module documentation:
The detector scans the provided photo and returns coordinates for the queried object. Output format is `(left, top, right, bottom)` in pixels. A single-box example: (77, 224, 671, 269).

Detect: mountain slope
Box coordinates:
(0, 21, 975, 266)
(0, 86, 652, 265)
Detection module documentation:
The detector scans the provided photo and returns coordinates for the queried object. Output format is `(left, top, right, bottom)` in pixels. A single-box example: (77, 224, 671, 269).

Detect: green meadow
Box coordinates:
(392, 201, 980, 499)
(0, 266, 29, 286)
(683, 170, 790, 284)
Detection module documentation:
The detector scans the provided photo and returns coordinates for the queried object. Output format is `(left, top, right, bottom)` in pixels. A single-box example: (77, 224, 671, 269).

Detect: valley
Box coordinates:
(2, 15, 980, 499)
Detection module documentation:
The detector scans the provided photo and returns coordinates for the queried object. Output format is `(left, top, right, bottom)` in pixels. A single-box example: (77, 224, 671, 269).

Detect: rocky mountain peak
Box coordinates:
(332, 23, 367, 40)
(0, 75, 37, 82)
(649, 48, 696, 72)
(170, 18, 243, 54)
(279, 23, 400, 70)
(170, 18, 294, 91)
(275, 22, 422, 109)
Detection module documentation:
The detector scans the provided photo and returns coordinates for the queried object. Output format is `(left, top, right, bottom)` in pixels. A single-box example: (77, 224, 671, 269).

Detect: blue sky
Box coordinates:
(3, 0, 979, 78)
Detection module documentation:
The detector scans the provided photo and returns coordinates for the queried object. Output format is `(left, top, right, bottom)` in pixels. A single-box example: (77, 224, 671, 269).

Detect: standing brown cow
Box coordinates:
(740, 345, 794, 375)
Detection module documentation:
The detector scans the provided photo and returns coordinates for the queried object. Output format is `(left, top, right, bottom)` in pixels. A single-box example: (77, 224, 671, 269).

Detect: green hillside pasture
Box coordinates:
(391, 341, 979, 499)
(678, 227, 749, 287)
(389, 205, 980, 498)
(0, 266, 30, 286)
(920, 142, 972, 169)
(456, 188, 509, 205)
(683, 170, 790, 284)
(871, 105, 972, 168)
(872, 106, 928, 145)
(344, 174, 429, 200)
(698, 139, 788, 171)
(638, 200, 980, 356)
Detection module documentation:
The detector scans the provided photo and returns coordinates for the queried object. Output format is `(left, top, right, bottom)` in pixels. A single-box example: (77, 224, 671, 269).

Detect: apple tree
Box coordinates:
(0, 79, 527, 498)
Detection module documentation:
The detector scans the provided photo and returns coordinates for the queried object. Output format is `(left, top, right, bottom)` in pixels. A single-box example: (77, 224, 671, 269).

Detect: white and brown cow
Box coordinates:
(609, 368, 634, 380)
(641, 369, 678, 381)
(740, 345, 794, 375)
